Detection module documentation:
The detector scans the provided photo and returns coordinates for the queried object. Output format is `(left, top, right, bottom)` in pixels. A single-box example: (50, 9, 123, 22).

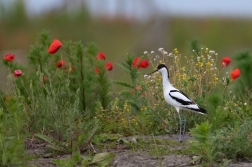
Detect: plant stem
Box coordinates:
(80, 54, 86, 111)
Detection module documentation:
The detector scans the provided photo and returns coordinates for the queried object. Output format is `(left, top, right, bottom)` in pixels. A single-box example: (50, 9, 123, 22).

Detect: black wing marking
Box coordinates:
(183, 106, 207, 114)
(169, 90, 195, 105)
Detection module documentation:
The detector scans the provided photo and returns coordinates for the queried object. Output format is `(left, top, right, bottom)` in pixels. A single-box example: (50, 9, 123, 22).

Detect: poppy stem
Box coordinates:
(80, 54, 86, 111)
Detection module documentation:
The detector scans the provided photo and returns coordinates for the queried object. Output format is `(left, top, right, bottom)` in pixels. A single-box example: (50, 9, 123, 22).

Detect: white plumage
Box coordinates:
(147, 64, 206, 141)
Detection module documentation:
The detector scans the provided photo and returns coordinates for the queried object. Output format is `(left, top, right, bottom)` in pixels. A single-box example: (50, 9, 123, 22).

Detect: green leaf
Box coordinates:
(128, 100, 141, 110)
(189, 155, 202, 164)
(116, 63, 130, 74)
(2, 151, 7, 165)
(34, 134, 54, 145)
(89, 152, 116, 167)
(113, 81, 134, 89)
(83, 121, 100, 145)
(35, 134, 66, 152)
(45, 144, 66, 153)
(119, 90, 133, 98)
(81, 155, 93, 166)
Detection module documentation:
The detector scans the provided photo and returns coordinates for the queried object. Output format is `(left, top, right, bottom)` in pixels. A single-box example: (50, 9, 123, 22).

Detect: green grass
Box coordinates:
(128, 137, 190, 156)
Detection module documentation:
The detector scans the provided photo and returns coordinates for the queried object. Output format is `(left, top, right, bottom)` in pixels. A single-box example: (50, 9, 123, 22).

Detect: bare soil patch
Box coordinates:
(27, 134, 252, 167)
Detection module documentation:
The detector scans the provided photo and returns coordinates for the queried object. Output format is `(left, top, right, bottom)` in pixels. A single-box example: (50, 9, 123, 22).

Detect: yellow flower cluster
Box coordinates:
(145, 47, 221, 102)
(173, 48, 179, 54)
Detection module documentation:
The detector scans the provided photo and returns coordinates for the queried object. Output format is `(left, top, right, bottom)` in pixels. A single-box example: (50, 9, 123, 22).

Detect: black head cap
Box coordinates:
(157, 64, 167, 70)
(157, 64, 169, 78)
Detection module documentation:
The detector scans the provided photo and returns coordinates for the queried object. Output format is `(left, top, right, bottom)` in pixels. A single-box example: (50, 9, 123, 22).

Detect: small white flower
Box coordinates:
(215, 53, 218, 56)
(192, 49, 195, 52)
(201, 48, 203, 50)
(209, 50, 215, 54)
(158, 48, 164, 52)
(144, 51, 148, 54)
(244, 103, 247, 106)
(144, 74, 149, 79)
(151, 51, 154, 54)
(168, 53, 173, 57)
(164, 51, 168, 55)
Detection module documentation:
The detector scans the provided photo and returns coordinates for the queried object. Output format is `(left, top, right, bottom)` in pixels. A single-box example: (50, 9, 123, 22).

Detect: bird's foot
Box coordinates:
(178, 136, 184, 142)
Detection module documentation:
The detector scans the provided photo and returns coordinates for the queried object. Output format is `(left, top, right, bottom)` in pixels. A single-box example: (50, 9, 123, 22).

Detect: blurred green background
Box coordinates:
(1, 0, 252, 88)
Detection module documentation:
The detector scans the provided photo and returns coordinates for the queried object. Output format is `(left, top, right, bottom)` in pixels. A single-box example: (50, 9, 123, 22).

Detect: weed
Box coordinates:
(0, 93, 29, 166)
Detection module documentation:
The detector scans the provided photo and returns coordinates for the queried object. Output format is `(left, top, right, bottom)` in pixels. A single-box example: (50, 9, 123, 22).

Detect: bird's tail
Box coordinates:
(198, 106, 207, 114)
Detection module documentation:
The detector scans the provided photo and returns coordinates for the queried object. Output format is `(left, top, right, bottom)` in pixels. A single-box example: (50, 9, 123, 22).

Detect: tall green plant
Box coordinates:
(114, 54, 144, 110)
(0, 94, 29, 166)
(190, 121, 216, 165)
(233, 50, 252, 99)
(1, 31, 114, 158)
(65, 41, 112, 113)
(3, 31, 112, 116)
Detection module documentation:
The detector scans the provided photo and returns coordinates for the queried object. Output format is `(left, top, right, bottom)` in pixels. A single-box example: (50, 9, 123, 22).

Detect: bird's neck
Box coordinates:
(161, 71, 171, 88)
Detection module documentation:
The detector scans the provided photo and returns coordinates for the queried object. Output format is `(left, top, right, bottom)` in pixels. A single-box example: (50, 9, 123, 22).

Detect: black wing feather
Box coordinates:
(169, 90, 195, 105)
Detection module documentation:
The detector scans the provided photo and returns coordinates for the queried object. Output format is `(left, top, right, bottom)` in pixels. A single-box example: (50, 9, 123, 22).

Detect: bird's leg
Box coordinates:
(181, 111, 187, 141)
(178, 112, 183, 142)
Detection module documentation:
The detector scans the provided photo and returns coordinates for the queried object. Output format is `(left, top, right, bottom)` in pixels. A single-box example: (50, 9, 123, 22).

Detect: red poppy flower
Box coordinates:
(48, 39, 62, 54)
(105, 62, 113, 71)
(132, 57, 141, 68)
(5, 95, 11, 103)
(230, 68, 240, 80)
(43, 76, 48, 82)
(132, 86, 141, 94)
(57, 60, 65, 68)
(131, 89, 135, 94)
(4, 54, 15, 62)
(96, 52, 106, 60)
(222, 57, 231, 67)
(139, 60, 149, 68)
(13, 70, 22, 77)
(95, 67, 99, 74)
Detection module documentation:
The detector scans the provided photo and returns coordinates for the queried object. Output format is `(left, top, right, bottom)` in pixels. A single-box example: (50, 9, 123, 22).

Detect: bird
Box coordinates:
(146, 64, 206, 142)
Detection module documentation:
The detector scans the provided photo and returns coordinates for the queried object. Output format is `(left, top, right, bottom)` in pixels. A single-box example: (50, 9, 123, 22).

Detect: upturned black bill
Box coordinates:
(147, 69, 158, 75)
